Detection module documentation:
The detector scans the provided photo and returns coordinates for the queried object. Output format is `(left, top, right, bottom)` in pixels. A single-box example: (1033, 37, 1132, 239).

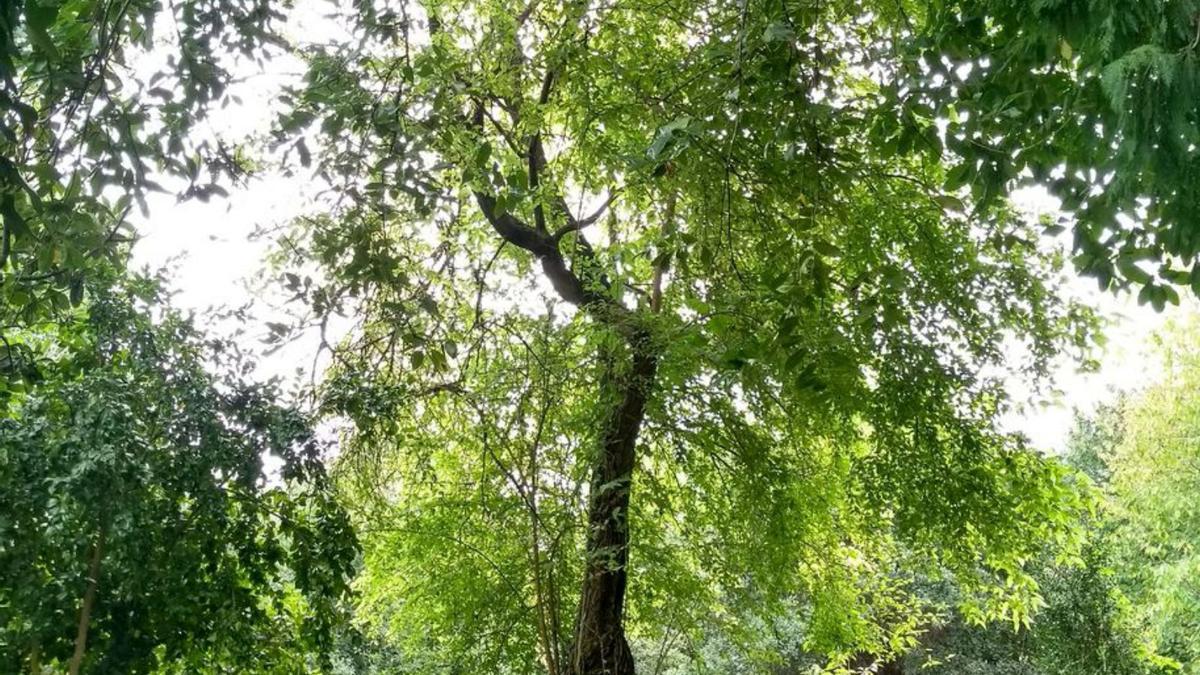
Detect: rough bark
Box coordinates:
(568, 343, 657, 675)
(472, 173, 658, 673)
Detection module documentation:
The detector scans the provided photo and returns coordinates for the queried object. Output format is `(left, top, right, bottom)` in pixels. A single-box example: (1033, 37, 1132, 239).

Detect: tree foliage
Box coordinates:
(1105, 322, 1200, 673)
(8, 0, 1200, 673)
(264, 1, 1100, 671)
(917, 325, 1200, 675)
(897, 0, 1200, 304)
(0, 278, 357, 673)
(1, 0, 280, 325)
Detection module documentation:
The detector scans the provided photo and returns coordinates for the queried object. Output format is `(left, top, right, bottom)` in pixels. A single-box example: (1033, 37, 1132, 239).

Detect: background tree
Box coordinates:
(897, 411, 1161, 675)
(1105, 321, 1200, 673)
(0, 4, 368, 671)
(0, 276, 358, 673)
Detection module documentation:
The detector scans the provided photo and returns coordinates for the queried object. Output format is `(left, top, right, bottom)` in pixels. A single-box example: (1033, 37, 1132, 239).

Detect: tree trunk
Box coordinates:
(568, 342, 657, 675)
(68, 527, 105, 675)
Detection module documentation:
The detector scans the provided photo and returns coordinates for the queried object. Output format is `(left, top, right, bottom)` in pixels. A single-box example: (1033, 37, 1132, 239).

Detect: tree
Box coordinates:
(267, 2, 1097, 672)
(0, 277, 357, 673)
(1106, 320, 1200, 672)
(908, 330, 1200, 675)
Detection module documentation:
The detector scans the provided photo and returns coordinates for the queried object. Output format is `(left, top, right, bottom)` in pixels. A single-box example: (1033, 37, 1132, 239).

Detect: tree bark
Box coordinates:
(68, 527, 105, 675)
(469, 116, 662, 674)
(568, 340, 657, 675)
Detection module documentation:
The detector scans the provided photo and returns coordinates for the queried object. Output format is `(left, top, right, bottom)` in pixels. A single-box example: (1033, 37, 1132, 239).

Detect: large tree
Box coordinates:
(2, 5, 359, 670)
(268, 2, 1097, 672)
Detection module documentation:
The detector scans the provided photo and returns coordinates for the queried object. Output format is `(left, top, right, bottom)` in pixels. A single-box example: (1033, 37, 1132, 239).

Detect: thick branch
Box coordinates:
(530, 134, 549, 233)
(551, 193, 619, 241)
(472, 190, 636, 332)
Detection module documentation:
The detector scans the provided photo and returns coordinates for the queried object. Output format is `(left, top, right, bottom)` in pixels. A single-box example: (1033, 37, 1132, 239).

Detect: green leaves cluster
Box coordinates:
(1, 0, 282, 327)
(0, 279, 358, 673)
(895, 0, 1200, 304)
(913, 322, 1200, 675)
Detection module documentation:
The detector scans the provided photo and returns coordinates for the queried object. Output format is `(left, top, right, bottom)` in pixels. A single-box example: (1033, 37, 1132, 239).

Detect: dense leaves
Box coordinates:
(895, 0, 1200, 304)
(0, 0, 281, 326)
(914, 325, 1200, 675)
(0, 279, 357, 673)
(6, 0, 1200, 673)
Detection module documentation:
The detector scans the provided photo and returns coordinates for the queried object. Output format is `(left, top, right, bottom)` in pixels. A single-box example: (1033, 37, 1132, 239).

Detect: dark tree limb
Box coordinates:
(552, 192, 620, 242)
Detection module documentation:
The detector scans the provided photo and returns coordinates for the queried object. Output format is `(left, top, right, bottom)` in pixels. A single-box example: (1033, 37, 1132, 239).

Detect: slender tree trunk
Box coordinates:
(568, 340, 657, 675)
(68, 527, 105, 675)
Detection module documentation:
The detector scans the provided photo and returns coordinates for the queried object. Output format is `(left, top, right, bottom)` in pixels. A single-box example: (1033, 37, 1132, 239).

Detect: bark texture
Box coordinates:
(569, 344, 657, 675)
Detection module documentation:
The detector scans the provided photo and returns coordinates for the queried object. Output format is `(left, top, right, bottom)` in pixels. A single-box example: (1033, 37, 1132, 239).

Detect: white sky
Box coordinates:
(126, 6, 1193, 455)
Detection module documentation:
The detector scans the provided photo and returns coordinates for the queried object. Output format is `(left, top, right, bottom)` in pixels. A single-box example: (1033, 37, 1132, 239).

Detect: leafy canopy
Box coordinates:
(896, 0, 1200, 306)
(10, 0, 1196, 672)
(1, 0, 281, 325)
(265, 0, 1099, 670)
(0, 278, 358, 673)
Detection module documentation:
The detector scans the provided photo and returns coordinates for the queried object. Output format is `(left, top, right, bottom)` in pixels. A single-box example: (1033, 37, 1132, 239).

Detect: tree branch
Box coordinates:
(529, 60, 558, 234)
(651, 190, 678, 313)
(68, 526, 106, 675)
(551, 192, 619, 241)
